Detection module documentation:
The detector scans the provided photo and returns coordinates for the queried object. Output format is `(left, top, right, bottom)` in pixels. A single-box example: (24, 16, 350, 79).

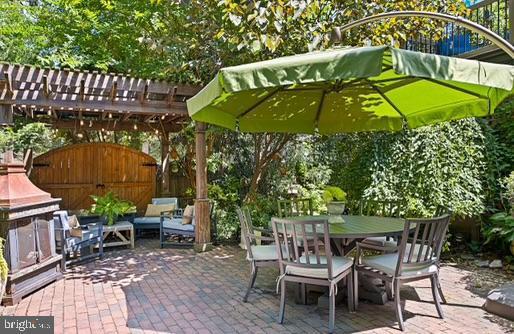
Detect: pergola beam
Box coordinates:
(2, 97, 188, 115)
(48, 119, 183, 133)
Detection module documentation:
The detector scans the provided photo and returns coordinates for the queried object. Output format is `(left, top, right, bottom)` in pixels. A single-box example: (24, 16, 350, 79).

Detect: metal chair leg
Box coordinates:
(347, 271, 354, 312)
(329, 286, 336, 334)
(431, 275, 444, 319)
(278, 279, 286, 324)
(435, 272, 447, 304)
(394, 279, 404, 331)
(353, 268, 359, 310)
(386, 281, 393, 300)
(243, 263, 258, 302)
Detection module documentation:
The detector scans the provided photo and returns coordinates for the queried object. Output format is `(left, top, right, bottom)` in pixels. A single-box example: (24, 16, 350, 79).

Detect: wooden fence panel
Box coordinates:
(31, 143, 157, 212)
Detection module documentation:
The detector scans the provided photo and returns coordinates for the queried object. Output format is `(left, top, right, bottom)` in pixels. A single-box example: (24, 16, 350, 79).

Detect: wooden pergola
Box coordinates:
(0, 63, 213, 250)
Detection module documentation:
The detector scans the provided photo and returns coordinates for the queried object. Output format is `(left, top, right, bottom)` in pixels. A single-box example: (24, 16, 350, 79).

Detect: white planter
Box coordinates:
(327, 201, 345, 216)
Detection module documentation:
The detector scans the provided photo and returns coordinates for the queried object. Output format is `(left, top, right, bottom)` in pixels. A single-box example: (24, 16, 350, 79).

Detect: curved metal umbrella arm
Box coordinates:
(333, 10, 514, 59)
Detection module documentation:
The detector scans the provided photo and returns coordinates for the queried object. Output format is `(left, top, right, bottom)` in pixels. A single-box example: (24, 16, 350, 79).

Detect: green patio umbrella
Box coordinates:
(187, 46, 514, 134)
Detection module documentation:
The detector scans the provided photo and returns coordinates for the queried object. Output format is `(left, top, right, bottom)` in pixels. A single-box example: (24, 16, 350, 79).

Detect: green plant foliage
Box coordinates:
(504, 171, 514, 213)
(0, 238, 8, 281)
(482, 212, 514, 254)
(322, 186, 347, 204)
(363, 119, 489, 217)
(90, 191, 136, 225)
(0, 122, 65, 157)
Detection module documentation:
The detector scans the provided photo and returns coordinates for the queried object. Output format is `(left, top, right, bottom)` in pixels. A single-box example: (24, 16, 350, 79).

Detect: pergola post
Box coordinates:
(161, 131, 170, 196)
(0, 105, 13, 125)
(194, 121, 211, 252)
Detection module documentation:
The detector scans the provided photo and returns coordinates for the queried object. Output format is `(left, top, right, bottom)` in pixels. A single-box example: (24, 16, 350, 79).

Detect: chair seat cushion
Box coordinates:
(249, 245, 279, 261)
(362, 253, 437, 277)
(362, 236, 397, 248)
(286, 255, 353, 279)
(163, 218, 195, 232)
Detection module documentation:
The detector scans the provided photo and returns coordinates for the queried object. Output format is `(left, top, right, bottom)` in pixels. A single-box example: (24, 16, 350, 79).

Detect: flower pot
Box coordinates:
(327, 201, 345, 216)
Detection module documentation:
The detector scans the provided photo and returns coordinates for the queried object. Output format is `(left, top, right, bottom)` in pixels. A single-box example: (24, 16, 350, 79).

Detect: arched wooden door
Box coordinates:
(31, 143, 157, 212)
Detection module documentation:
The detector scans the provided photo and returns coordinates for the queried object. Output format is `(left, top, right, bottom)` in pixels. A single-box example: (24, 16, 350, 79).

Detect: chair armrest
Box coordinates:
(173, 208, 184, 218)
(86, 223, 103, 239)
(254, 226, 273, 235)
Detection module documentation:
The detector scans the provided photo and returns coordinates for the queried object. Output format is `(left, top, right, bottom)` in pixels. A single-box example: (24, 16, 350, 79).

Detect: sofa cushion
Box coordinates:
(152, 197, 178, 206)
(145, 204, 176, 217)
(133, 216, 162, 225)
(182, 205, 195, 225)
(163, 218, 195, 232)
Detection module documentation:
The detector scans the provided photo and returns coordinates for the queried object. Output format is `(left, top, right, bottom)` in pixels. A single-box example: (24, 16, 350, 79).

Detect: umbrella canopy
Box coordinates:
(187, 46, 514, 134)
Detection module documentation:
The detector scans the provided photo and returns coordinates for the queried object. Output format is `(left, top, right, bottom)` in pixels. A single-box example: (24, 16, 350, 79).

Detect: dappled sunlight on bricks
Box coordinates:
(0, 239, 511, 333)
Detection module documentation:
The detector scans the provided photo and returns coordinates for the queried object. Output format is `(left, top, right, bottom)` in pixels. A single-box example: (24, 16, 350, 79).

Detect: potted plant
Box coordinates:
(483, 212, 514, 256)
(0, 237, 8, 302)
(90, 192, 136, 226)
(323, 186, 347, 216)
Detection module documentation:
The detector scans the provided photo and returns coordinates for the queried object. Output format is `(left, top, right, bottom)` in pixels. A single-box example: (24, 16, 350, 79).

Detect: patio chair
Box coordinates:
(272, 217, 354, 334)
(237, 207, 279, 302)
(358, 199, 405, 249)
(354, 214, 451, 331)
(277, 198, 313, 218)
(240, 206, 274, 245)
(53, 210, 104, 271)
(159, 201, 217, 247)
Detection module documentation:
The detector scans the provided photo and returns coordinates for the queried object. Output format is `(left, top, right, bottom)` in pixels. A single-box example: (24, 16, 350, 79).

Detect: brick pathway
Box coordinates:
(1, 240, 512, 334)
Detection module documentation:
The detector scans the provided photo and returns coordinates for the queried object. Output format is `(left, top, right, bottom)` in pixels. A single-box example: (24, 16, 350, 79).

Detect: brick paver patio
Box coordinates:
(1, 240, 512, 334)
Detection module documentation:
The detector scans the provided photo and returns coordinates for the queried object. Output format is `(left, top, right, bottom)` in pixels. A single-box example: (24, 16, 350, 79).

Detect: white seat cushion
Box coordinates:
(362, 253, 437, 277)
(285, 255, 353, 279)
(249, 245, 279, 261)
(362, 236, 397, 248)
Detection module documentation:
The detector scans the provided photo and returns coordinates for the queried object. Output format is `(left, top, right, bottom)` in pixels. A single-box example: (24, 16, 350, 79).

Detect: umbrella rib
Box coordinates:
(238, 87, 282, 119)
(367, 79, 408, 123)
(314, 90, 326, 130)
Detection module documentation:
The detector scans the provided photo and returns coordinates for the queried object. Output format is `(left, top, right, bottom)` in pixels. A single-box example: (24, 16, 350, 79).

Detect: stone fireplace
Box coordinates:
(0, 152, 62, 305)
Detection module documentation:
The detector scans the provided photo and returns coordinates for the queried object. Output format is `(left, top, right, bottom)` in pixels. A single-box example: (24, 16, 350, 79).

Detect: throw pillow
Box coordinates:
(182, 205, 194, 225)
(145, 204, 176, 217)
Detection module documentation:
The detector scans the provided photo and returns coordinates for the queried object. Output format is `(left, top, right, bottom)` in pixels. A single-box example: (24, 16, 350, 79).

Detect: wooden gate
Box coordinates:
(31, 143, 157, 212)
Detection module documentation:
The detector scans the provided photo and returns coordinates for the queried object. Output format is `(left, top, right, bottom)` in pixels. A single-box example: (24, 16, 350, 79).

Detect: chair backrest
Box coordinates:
(271, 218, 334, 279)
(237, 207, 256, 258)
(152, 197, 179, 206)
(53, 210, 70, 230)
(359, 199, 404, 218)
(277, 198, 313, 218)
(395, 214, 451, 277)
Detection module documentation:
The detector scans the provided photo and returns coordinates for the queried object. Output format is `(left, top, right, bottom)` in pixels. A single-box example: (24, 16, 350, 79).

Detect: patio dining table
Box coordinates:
(279, 214, 406, 256)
